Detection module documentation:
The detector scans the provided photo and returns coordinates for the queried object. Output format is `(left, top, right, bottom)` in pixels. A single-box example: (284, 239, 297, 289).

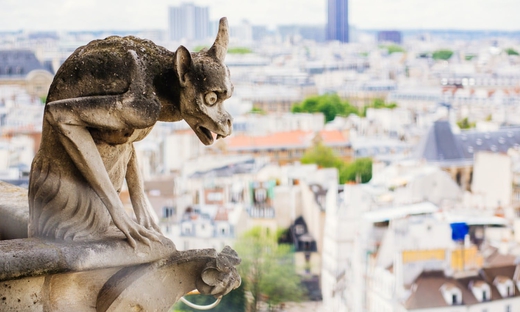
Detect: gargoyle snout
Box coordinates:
(222, 114, 233, 136)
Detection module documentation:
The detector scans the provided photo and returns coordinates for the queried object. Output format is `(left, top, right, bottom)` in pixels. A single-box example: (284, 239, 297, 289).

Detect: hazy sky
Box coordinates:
(0, 0, 519, 32)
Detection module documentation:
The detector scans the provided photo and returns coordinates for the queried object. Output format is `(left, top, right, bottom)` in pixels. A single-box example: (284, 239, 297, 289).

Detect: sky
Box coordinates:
(0, 0, 519, 32)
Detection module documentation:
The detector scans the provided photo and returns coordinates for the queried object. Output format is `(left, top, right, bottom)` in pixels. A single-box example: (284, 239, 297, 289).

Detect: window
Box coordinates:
(163, 206, 175, 218)
(440, 283, 461, 305)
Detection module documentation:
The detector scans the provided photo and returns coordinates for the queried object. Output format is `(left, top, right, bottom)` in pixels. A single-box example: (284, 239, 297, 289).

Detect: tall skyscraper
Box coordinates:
(327, 0, 349, 43)
(168, 3, 209, 41)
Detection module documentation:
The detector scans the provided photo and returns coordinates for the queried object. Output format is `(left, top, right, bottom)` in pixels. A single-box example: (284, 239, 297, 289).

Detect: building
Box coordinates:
(168, 3, 209, 41)
(377, 31, 402, 44)
(224, 129, 352, 165)
(403, 267, 520, 311)
(415, 119, 520, 191)
(327, 0, 349, 43)
(0, 50, 53, 98)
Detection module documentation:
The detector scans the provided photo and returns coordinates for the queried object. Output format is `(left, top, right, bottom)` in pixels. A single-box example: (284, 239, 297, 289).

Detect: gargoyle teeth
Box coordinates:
(216, 134, 223, 140)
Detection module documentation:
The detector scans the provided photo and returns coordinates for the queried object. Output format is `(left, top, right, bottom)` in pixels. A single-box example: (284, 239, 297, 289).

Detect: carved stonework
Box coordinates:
(28, 18, 234, 248)
(97, 247, 241, 312)
(0, 240, 240, 312)
(0, 17, 241, 311)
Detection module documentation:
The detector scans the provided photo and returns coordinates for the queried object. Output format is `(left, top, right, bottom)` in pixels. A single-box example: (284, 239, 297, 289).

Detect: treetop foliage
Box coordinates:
(381, 44, 406, 54)
(457, 117, 476, 130)
(506, 48, 519, 56)
(301, 142, 372, 184)
(234, 227, 305, 312)
(291, 93, 358, 123)
(432, 49, 454, 60)
(228, 47, 253, 54)
(291, 94, 396, 123)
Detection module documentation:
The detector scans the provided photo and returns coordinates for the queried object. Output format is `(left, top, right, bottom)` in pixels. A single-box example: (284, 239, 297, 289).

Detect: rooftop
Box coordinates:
(0, 50, 52, 78)
(226, 129, 349, 151)
(416, 119, 520, 166)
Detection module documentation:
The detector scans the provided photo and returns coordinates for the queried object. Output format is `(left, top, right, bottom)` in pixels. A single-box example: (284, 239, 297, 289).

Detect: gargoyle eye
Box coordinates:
(205, 92, 218, 106)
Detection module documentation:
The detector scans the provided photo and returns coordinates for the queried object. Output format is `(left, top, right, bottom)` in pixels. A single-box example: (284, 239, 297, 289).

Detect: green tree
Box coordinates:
(301, 142, 343, 169)
(339, 158, 373, 184)
(228, 47, 253, 54)
(291, 93, 358, 123)
(457, 117, 475, 129)
(432, 49, 454, 60)
(173, 283, 246, 312)
(301, 143, 373, 184)
(383, 44, 406, 54)
(506, 48, 519, 56)
(235, 227, 305, 312)
(361, 98, 397, 117)
(250, 106, 267, 115)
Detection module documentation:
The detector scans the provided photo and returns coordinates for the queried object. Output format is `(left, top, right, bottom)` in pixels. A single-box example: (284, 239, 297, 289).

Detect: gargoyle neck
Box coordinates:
(156, 62, 183, 122)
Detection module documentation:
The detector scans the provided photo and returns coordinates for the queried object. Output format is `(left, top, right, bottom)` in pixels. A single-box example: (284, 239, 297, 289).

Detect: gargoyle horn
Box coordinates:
(208, 17, 229, 62)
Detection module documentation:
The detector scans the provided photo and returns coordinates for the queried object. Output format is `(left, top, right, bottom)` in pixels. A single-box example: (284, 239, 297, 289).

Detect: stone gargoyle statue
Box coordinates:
(0, 17, 240, 311)
(28, 17, 234, 248)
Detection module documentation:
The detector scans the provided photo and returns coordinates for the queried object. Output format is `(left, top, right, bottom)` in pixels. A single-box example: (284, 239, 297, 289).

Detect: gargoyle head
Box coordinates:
(175, 17, 234, 146)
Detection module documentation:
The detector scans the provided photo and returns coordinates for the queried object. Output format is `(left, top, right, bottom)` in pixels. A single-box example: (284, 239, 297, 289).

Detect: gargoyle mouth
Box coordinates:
(197, 126, 226, 146)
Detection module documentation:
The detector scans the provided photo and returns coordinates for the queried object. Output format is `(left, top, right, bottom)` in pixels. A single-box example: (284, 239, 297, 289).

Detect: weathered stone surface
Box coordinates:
(97, 247, 241, 312)
(28, 17, 233, 248)
(0, 181, 29, 240)
(0, 17, 241, 312)
(0, 247, 240, 312)
(0, 275, 45, 311)
(0, 236, 175, 282)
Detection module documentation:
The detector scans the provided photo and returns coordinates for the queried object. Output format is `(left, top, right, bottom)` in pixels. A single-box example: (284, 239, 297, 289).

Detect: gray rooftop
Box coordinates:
(416, 120, 520, 166)
(0, 50, 53, 78)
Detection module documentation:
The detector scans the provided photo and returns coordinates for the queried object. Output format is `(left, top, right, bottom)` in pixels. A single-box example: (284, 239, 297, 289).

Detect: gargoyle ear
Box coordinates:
(175, 45, 192, 87)
(208, 17, 229, 62)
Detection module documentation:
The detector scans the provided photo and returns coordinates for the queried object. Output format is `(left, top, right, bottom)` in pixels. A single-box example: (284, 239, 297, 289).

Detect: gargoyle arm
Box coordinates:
(44, 108, 160, 248)
(43, 49, 163, 247)
(126, 146, 162, 233)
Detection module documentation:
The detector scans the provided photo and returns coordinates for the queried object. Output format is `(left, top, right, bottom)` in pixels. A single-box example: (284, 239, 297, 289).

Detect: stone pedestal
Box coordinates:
(0, 182, 240, 311)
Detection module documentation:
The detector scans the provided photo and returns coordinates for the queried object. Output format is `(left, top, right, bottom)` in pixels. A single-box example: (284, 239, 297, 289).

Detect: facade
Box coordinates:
(402, 266, 520, 311)
(168, 3, 209, 41)
(416, 119, 520, 191)
(224, 129, 352, 165)
(0, 50, 53, 98)
(327, 0, 349, 43)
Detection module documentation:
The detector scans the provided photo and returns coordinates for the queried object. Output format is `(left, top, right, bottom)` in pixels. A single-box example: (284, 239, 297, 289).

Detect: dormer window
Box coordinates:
(440, 283, 462, 305)
(494, 276, 515, 298)
(469, 280, 491, 302)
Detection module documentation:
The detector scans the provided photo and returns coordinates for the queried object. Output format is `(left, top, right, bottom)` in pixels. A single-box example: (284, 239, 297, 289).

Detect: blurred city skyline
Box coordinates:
(1, 0, 519, 32)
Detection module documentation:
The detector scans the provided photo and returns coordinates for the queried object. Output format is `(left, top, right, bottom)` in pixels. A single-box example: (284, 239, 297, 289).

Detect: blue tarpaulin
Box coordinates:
(450, 222, 469, 241)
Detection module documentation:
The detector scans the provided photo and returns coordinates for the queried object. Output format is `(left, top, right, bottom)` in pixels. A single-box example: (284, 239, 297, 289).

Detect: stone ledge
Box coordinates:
(0, 236, 176, 281)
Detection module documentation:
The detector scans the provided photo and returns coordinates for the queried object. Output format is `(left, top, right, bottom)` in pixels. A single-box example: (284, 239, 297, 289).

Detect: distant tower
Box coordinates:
(327, 0, 349, 43)
(168, 3, 209, 41)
